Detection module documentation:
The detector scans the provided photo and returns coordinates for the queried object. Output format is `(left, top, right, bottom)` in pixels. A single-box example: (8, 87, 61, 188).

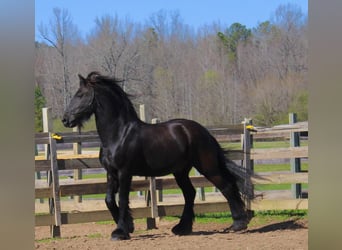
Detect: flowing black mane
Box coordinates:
(86, 71, 139, 120)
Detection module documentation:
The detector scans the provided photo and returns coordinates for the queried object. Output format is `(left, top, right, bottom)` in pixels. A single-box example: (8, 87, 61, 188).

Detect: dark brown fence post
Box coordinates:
(146, 118, 159, 229)
(242, 118, 254, 218)
(73, 126, 83, 202)
(48, 132, 62, 238)
(151, 118, 164, 203)
(289, 113, 302, 198)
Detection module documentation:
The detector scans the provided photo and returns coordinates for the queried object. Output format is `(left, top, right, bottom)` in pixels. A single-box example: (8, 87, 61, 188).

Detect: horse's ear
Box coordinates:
(78, 74, 87, 87)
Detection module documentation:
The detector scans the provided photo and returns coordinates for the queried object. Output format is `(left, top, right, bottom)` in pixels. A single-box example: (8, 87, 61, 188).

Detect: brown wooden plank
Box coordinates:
(157, 201, 230, 217)
(251, 199, 308, 210)
(35, 125, 245, 145)
(35, 197, 309, 227)
(36, 207, 152, 226)
(35, 158, 102, 172)
(35, 214, 54, 226)
(56, 158, 101, 170)
(35, 171, 308, 199)
(35, 132, 50, 144)
(254, 122, 308, 134)
(252, 172, 308, 184)
(208, 124, 244, 136)
(54, 154, 98, 160)
(155, 176, 212, 190)
(58, 178, 151, 196)
(224, 150, 244, 160)
(60, 181, 107, 196)
(35, 187, 52, 198)
(251, 146, 308, 160)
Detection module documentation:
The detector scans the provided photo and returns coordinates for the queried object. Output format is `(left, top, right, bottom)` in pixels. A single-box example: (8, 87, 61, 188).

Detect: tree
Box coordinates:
(35, 86, 46, 132)
(217, 23, 252, 123)
(38, 8, 80, 112)
(34, 5, 307, 126)
(271, 3, 308, 79)
(217, 23, 252, 64)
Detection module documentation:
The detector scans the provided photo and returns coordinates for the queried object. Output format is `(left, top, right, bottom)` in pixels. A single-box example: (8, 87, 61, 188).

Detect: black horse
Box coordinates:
(62, 72, 249, 240)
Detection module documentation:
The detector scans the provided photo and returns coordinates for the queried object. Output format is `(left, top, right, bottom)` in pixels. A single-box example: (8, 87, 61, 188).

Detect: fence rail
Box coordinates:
(35, 108, 308, 237)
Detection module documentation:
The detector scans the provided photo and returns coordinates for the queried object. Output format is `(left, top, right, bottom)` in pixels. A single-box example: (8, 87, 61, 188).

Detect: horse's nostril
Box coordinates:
(62, 118, 69, 126)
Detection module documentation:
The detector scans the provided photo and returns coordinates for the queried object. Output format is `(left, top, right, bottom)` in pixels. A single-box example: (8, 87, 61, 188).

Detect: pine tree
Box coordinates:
(35, 86, 46, 132)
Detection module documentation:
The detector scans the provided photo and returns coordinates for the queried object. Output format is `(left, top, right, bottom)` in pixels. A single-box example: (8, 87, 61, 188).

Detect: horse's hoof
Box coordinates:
(224, 221, 248, 233)
(111, 234, 130, 241)
(128, 224, 135, 233)
(128, 220, 135, 233)
(111, 229, 130, 241)
(171, 223, 192, 235)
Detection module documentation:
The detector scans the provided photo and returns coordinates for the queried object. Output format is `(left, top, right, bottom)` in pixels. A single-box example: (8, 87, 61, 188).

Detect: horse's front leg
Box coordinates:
(105, 172, 119, 224)
(111, 172, 134, 241)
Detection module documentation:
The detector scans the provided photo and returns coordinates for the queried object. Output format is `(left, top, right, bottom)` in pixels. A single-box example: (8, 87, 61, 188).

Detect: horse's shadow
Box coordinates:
(134, 220, 306, 240)
(191, 219, 307, 236)
(245, 219, 307, 233)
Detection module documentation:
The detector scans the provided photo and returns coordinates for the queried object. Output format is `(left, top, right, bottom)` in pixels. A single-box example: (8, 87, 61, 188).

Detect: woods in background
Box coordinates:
(35, 3, 307, 128)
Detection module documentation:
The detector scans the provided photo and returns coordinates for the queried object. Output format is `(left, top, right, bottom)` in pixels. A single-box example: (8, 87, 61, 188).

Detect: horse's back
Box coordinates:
(138, 119, 193, 175)
(142, 118, 219, 159)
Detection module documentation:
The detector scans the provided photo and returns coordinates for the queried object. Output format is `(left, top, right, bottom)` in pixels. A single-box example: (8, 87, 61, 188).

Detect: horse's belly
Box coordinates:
(131, 161, 181, 177)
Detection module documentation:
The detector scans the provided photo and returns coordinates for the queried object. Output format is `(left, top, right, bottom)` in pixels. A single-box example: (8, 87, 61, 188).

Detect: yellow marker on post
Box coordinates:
(51, 133, 62, 140)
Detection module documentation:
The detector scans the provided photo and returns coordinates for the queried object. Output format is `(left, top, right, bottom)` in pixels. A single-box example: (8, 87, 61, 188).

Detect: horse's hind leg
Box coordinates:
(199, 167, 248, 232)
(172, 170, 196, 235)
(219, 176, 249, 231)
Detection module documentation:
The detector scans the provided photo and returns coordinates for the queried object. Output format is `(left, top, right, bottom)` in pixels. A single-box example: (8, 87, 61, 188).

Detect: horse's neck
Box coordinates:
(94, 107, 139, 147)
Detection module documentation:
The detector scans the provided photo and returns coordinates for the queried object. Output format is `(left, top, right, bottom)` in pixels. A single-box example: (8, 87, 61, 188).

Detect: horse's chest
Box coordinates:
(100, 146, 126, 170)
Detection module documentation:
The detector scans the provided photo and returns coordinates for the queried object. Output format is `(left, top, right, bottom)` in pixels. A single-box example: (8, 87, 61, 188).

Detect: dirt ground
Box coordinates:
(35, 218, 308, 250)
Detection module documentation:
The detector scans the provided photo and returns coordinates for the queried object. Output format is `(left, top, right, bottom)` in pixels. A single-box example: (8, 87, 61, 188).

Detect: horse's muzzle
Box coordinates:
(62, 114, 73, 128)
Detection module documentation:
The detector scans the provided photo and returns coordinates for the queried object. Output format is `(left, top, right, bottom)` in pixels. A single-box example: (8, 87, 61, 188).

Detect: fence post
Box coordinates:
(145, 117, 159, 229)
(37, 107, 53, 204)
(289, 113, 302, 198)
(42, 108, 62, 237)
(73, 126, 83, 202)
(42, 107, 53, 158)
(242, 118, 254, 217)
(147, 174, 158, 229)
(151, 118, 163, 202)
(35, 109, 44, 203)
(138, 105, 146, 198)
(48, 132, 62, 238)
(139, 104, 158, 229)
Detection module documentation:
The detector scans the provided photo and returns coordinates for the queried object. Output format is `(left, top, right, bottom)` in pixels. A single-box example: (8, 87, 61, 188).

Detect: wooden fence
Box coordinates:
(35, 108, 308, 237)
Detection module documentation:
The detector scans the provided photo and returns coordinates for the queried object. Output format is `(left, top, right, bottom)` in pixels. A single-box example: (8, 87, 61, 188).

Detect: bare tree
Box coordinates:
(38, 8, 80, 112)
(35, 4, 308, 125)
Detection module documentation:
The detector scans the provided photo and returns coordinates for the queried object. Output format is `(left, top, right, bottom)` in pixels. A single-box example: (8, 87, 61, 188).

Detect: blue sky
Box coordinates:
(35, 0, 308, 41)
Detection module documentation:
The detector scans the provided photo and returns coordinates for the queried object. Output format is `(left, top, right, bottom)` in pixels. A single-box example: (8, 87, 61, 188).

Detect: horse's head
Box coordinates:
(62, 74, 96, 128)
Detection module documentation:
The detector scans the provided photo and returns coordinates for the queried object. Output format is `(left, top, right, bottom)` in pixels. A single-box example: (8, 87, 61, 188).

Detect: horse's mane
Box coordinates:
(86, 71, 138, 118)
(86, 71, 124, 90)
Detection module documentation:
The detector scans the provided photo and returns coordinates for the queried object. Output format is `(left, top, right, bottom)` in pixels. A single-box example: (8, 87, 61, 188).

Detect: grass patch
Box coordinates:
(254, 162, 308, 172)
(195, 212, 233, 224)
(87, 233, 103, 239)
(83, 173, 106, 179)
(96, 220, 114, 225)
(82, 194, 106, 199)
(160, 210, 307, 226)
(221, 140, 308, 151)
(253, 140, 289, 149)
(36, 237, 64, 243)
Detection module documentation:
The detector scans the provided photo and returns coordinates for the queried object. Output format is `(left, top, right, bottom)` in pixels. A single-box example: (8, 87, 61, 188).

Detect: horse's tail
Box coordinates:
(218, 147, 254, 200)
